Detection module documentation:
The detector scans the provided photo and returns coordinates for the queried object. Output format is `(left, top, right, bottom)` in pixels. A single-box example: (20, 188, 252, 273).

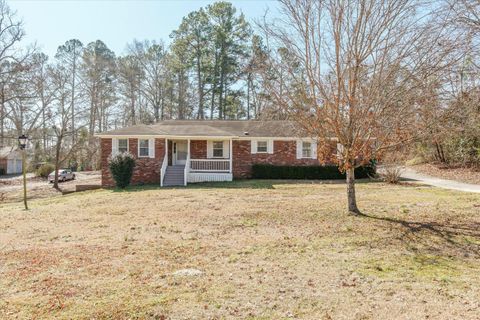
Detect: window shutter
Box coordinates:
(223, 140, 229, 159)
(311, 141, 317, 159)
(267, 140, 274, 154)
(112, 138, 118, 156)
(251, 140, 257, 154)
(207, 141, 213, 158)
(296, 140, 302, 159)
(149, 138, 155, 158)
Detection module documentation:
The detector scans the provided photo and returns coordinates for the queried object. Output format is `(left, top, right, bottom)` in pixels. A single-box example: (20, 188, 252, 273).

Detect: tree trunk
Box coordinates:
(210, 87, 216, 119)
(53, 137, 62, 190)
(346, 167, 360, 215)
(210, 51, 219, 119)
(218, 79, 224, 119)
(42, 102, 46, 151)
(71, 51, 76, 145)
(218, 46, 226, 119)
(196, 53, 204, 120)
(0, 85, 4, 147)
(154, 102, 160, 122)
(131, 94, 136, 125)
(247, 74, 251, 120)
(160, 96, 165, 121)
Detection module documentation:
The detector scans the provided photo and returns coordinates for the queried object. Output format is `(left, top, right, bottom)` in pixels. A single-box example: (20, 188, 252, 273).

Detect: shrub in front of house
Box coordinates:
(36, 163, 55, 178)
(251, 164, 376, 180)
(108, 152, 136, 188)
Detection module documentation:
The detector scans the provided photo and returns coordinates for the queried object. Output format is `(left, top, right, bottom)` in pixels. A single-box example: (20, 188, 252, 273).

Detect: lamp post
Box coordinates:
(18, 134, 28, 210)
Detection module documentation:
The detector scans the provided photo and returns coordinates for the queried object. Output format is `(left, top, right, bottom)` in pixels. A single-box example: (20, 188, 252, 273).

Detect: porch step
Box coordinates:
(163, 165, 185, 186)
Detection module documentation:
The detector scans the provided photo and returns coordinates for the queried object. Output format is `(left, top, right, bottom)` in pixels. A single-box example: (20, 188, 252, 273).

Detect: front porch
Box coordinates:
(160, 139, 233, 186)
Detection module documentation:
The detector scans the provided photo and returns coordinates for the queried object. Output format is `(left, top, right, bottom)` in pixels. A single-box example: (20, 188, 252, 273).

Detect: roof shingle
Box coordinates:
(97, 120, 306, 138)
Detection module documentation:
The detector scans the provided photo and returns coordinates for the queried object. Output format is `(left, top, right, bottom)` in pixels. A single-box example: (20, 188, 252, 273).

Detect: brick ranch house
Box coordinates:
(96, 120, 338, 187)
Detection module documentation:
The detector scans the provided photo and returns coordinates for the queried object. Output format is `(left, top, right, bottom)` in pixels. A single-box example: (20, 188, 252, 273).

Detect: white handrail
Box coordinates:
(160, 155, 167, 187)
(190, 159, 230, 172)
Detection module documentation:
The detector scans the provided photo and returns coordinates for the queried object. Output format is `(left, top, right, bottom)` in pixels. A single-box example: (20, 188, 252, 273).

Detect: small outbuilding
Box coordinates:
(0, 146, 23, 175)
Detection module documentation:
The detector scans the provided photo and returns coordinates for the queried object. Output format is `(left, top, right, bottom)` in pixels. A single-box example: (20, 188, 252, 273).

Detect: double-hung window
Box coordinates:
(212, 141, 224, 158)
(256, 141, 268, 153)
(139, 139, 150, 157)
(118, 139, 128, 153)
(302, 141, 312, 158)
(251, 140, 273, 154)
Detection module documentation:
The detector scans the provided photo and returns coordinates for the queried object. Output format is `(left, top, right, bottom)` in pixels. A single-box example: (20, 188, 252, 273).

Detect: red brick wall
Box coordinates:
(190, 140, 207, 159)
(232, 140, 321, 178)
(100, 138, 165, 187)
(101, 139, 114, 186)
(101, 137, 336, 184)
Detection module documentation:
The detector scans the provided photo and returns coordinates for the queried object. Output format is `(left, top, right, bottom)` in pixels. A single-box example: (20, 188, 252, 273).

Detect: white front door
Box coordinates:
(174, 141, 188, 165)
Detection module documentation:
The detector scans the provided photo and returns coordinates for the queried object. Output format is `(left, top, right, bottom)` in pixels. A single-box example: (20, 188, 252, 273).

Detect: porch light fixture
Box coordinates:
(18, 134, 28, 150)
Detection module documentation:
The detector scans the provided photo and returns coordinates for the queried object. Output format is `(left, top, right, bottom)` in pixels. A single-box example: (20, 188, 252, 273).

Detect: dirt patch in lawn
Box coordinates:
(0, 181, 479, 319)
(412, 163, 480, 185)
(0, 171, 100, 204)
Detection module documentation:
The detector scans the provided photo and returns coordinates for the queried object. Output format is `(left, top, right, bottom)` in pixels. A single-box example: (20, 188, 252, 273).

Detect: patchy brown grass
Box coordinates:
(0, 180, 479, 319)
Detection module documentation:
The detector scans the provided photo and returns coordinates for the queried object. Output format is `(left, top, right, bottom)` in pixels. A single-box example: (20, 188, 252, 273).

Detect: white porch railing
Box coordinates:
(190, 159, 230, 172)
(160, 155, 168, 187)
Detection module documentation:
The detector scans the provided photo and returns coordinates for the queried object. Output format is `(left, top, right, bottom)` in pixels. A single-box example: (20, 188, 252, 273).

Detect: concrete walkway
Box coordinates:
(399, 166, 480, 194)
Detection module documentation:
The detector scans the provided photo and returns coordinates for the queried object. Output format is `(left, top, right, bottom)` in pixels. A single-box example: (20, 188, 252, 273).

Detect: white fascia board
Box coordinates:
(236, 136, 337, 141)
(96, 134, 236, 140)
(96, 134, 338, 141)
(95, 134, 160, 139)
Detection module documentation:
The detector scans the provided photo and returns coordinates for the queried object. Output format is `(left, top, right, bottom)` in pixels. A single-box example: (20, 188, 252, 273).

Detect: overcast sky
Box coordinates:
(9, 0, 279, 57)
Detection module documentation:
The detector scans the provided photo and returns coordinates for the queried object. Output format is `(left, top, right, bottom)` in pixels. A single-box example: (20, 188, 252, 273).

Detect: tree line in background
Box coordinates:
(0, 0, 478, 201)
(0, 0, 274, 171)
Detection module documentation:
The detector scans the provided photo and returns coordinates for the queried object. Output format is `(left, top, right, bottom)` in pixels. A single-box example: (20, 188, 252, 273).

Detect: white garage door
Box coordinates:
(7, 159, 22, 174)
(7, 159, 14, 174)
(15, 159, 22, 173)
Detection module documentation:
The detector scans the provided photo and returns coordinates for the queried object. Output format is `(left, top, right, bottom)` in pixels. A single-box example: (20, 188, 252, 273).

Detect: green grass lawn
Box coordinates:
(0, 181, 479, 319)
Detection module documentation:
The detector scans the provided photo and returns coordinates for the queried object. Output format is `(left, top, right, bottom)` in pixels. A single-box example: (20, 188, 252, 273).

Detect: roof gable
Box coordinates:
(0, 146, 20, 159)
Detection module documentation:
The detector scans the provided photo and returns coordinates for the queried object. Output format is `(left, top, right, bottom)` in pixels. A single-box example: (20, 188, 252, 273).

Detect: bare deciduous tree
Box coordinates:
(127, 40, 168, 122)
(49, 64, 85, 189)
(0, 0, 30, 146)
(261, 0, 456, 214)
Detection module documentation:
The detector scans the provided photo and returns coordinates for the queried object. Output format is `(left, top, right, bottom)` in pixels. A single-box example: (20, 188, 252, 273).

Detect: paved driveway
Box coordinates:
(399, 166, 480, 193)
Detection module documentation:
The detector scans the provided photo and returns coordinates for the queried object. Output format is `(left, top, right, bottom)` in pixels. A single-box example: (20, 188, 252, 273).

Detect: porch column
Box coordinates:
(229, 139, 233, 173)
(165, 138, 168, 160)
(161, 138, 168, 187)
(185, 139, 191, 186)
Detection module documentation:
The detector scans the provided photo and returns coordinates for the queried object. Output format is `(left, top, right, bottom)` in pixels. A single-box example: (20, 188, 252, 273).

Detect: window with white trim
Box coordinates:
(139, 139, 150, 157)
(302, 141, 312, 158)
(212, 141, 224, 158)
(118, 139, 128, 153)
(256, 141, 268, 153)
